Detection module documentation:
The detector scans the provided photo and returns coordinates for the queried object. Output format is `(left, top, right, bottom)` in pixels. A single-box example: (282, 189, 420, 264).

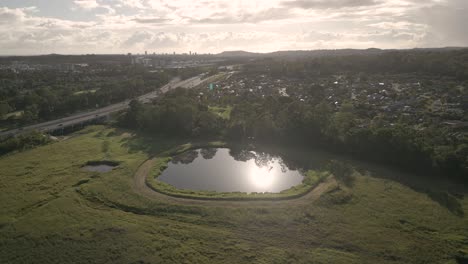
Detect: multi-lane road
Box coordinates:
(0, 74, 208, 138)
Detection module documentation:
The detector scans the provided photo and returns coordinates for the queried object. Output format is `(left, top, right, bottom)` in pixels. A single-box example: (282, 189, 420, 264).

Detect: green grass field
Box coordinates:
(1, 110, 23, 121)
(73, 89, 98, 96)
(0, 125, 467, 263)
(208, 106, 232, 120)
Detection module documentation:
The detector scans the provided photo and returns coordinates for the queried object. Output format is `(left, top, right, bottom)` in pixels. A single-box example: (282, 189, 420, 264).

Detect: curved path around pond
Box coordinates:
(132, 158, 337, 207)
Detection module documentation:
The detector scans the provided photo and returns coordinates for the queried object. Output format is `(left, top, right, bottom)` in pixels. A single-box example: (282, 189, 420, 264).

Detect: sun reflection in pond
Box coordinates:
(249, 163, 276, 191)
(159, 148, 304, 193)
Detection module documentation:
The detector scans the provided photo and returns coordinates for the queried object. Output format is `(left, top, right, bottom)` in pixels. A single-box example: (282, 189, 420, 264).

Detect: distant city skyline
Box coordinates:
(0, 0, 467, 55)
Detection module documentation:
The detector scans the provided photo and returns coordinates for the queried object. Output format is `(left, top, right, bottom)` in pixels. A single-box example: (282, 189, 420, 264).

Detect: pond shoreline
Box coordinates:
(145, 142, 329, 201)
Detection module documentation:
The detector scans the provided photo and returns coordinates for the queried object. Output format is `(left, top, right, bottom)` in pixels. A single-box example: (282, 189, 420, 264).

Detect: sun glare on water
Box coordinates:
(249, 164, 276, 191)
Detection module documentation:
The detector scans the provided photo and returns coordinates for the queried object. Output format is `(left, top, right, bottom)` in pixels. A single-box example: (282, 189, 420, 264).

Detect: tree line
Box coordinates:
(0, 66, 186, 126)
(119, 88, 467, 181)
(119, 88, 223, 138)
(0, 131, 50, 156)
(245, 49, 468, 81)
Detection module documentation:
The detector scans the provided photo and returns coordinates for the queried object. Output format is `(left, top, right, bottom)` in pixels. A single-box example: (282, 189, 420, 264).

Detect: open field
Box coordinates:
(1, 125, 467, 263)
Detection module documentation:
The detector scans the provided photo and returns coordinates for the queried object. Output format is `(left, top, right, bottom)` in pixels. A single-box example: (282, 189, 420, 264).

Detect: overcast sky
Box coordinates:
(0, 0, 467, 55)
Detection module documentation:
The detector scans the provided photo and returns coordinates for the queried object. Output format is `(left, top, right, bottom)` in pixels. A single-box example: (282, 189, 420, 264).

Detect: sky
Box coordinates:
(0, 0, 467, 55)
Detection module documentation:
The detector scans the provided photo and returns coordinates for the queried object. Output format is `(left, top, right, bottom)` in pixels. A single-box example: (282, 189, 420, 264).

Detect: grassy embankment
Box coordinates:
(0, 125, 467, 263)
(73, 89, 97, 96)
(0, 111, 23, 131)
(1, 111, 23, 120)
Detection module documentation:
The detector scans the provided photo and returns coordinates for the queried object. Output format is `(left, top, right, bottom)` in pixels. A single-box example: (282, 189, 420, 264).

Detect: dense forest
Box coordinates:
(120, 89, 223, 138)
(0, 66, 208, 127)
(120, 86, 467, 181)
(245, 49, 468, 80)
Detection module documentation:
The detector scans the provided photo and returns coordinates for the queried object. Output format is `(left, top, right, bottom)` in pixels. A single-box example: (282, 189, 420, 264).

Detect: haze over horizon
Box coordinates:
(0, 0, 467, 55)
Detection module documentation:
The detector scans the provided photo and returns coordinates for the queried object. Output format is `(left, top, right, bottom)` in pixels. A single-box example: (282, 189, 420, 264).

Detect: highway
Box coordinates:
(0, 74, 208, 138)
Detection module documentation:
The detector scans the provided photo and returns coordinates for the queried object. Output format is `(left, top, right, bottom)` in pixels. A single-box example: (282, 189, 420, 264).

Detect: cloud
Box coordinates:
(115, 0, 146, 9)
(190, 8, 292, 24)
(74, 0, 100, 10)
(132, 17, 170, 24)
(298, 31, 342, 42)
(282, 0, 379, 9)
(368, 21, 427, 31)
(0, 0, 467, 55)
(0, 7, 26, 23)
(121, 31, 153, 48)
(415, 0, 468, 46)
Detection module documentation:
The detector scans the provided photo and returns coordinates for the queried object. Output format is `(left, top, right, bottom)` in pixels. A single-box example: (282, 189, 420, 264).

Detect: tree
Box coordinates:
(194, 111, 221, 137)
(0, 101, 12, 117)
(121, 100, 144, 128)
(327, 160, 354, 187)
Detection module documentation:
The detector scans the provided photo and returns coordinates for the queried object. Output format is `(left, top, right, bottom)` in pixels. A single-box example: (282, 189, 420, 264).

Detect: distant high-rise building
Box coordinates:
(145, 51, 148, 55)
(189, 51, 192, 55)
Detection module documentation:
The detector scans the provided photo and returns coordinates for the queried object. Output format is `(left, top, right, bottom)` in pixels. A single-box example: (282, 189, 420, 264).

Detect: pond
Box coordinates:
(82, 161, 119, 173)
(82, 164, 116, 173)
(158, 148, 304, 193)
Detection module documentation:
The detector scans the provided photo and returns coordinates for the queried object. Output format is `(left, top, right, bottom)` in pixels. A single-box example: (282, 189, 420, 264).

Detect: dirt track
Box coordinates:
(132, 158, 337, 207)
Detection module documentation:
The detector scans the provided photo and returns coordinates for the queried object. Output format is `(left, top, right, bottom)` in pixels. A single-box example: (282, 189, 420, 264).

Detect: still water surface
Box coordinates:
(82, 164, 115, 173)
(158, 148, 304, 193)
